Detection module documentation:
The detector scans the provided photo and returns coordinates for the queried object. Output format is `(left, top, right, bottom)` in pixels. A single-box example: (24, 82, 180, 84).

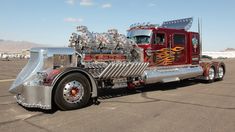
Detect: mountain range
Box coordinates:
(0, 39, 46, 53)
(224, 48, 235, 52)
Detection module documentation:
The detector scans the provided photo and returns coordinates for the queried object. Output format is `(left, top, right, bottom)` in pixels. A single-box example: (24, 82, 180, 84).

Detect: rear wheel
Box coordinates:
(217, 66, 225, 81)
(207, 66, 216, 83)
(54, 73, 91, 110)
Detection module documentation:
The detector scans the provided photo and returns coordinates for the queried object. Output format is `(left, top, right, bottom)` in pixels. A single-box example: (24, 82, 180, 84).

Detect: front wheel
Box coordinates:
(54, 73, 91, 110)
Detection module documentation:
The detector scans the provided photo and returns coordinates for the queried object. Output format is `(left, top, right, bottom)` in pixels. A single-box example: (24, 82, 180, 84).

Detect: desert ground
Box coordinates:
(0, 59, 235, 132)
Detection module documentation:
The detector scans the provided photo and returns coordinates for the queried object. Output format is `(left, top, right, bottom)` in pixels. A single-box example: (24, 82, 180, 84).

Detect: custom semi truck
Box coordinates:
(9, 18, 225, 110)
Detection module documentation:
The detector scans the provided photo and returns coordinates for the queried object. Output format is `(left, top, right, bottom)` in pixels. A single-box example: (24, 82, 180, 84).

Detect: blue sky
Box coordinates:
(0, 0, 235, 51)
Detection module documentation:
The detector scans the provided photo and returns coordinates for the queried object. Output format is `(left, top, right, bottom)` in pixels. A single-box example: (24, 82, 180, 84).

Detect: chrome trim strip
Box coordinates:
(98, 62, 149, 79)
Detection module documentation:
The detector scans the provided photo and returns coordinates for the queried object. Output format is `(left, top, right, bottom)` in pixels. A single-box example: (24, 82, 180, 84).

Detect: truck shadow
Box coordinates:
(98, 79, 199, 101)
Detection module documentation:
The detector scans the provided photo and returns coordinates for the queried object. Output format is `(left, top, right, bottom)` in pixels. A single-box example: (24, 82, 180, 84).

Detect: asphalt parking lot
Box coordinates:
(0, 59, 235, 132)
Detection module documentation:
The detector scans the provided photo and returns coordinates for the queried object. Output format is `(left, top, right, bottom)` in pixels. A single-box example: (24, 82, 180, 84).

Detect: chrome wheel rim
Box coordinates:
(209, 67, 215, 80)
(63, 80, 84, 104)
(218, 67, 224, 78)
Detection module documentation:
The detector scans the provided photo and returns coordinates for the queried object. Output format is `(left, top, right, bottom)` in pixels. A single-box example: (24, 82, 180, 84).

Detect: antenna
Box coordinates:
(198, 17, 202, 59)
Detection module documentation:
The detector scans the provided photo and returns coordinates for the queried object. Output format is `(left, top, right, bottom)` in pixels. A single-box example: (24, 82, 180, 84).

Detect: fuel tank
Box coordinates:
(143, 65, 203, 84)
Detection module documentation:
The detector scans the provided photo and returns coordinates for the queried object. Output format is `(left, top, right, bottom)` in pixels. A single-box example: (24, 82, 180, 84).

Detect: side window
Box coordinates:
(174, 34, 185, 45)
(154, 33, 165, 45)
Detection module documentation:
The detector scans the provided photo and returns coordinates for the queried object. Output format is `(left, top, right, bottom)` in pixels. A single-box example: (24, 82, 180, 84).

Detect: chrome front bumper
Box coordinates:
(15, 85, 53, 110)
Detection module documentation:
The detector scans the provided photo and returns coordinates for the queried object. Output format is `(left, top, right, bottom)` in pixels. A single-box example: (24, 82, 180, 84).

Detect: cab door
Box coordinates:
(151, 31, 168, 66)
(170, 33, 188, 65)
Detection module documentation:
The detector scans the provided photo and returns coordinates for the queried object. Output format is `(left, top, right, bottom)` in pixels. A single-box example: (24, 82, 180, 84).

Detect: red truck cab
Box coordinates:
(127, 18, 200, 67)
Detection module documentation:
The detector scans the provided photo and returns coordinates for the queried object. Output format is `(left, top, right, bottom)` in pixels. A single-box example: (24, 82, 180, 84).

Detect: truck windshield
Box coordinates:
(127, 29, 152, 44)
(129, 36, 150, 44)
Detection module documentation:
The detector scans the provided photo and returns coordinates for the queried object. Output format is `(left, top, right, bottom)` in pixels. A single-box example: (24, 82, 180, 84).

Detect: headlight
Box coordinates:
(146, 48, 152, 57)
(37, 72, 48, 80)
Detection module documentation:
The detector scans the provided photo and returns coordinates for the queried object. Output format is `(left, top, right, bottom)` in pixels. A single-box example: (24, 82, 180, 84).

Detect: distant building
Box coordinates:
(203, 51, 235, 58)
(21, 49, 30, 59)
(0, 49, 31, 60)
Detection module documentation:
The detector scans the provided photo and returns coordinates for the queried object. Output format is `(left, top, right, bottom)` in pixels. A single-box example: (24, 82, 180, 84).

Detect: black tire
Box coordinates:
(207, 66, 216, 83)
(54, 73, 91, 110)
(217, 65, 225, 81)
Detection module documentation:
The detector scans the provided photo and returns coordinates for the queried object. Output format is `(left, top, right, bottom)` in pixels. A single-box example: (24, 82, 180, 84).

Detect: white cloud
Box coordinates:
(66, 0, 76, 5)
(66, 0, 94, 6)
(80, 0, 94, 6)
(66, 0, 112, 8)
(148, 3, 156, 7)
(101, 3, 112, 8)
(64, 17, 84, 23)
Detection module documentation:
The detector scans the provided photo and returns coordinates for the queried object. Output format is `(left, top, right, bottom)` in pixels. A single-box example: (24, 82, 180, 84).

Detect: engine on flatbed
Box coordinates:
(68, 26, 143, 63)
(67, 26, 149, 90)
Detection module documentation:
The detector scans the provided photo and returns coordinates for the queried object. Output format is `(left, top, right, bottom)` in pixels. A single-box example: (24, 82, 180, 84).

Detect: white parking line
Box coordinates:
(0, 79, 15, 83)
